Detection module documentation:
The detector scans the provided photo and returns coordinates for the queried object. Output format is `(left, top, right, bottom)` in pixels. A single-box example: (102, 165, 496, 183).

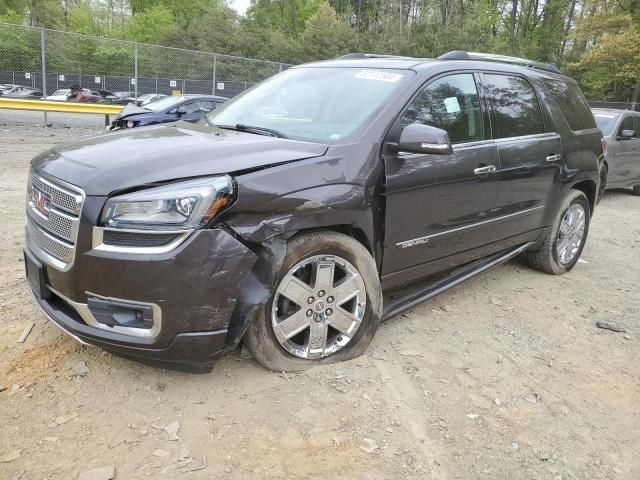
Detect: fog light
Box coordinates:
(127, 120, 135, 128)
(87, 297, 153, 329)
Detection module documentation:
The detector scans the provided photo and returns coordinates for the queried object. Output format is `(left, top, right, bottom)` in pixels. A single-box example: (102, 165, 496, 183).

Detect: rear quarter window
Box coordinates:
(543, 79, 596, 131)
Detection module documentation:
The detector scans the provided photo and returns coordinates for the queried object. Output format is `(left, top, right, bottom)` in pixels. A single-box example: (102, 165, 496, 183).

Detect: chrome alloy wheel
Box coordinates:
(271, 255, 366, 360)
(556, 203, 586, 265)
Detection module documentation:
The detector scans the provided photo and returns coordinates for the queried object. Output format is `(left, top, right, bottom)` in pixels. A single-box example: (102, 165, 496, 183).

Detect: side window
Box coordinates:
(484, 74, 544, 138)
(400, 73, 484, 144)
(198, 101, 215, 113)
(634, 117, 640, 137)
(181, 102, 201, 114)
(618, 116, 634, 137)
(542, 79, 596, 131)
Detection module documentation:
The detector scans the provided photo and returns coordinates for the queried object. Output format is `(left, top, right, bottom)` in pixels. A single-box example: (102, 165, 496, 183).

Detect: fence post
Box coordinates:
(279, 63, 283, 72)
(134, 43, 138, 101)
(40, 28, 47, 127)
(212, 54, 217, 95)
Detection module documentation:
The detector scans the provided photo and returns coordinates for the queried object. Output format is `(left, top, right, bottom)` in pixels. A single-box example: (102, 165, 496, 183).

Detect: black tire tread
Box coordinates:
(526, 189, 590, 275)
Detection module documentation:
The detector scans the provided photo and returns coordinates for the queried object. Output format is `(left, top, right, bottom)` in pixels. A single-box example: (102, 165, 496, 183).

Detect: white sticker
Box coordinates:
(217, 82, 225, 90)
(130, 78, 136, 85)
(94, 76, 101, 83)
(354, 70, 403, 83)
(170, 80, 177, 87)
(58, 74, 64, 81)
(25, 72, 31, 79)
(444, 97, 461, 114)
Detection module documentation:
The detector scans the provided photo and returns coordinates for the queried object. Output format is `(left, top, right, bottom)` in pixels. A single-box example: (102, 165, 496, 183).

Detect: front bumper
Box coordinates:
(26, 227, 258, 367)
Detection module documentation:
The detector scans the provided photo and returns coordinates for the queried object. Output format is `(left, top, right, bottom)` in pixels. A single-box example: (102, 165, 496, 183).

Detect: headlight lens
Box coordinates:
(101, 176, 233, 230)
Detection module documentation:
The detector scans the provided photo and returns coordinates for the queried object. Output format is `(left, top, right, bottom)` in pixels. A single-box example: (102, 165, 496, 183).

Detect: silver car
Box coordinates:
(593, 108, 640, 196)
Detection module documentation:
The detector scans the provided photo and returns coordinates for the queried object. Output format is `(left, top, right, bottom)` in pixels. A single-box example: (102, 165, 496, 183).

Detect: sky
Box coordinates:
(228, 0, 251, 15)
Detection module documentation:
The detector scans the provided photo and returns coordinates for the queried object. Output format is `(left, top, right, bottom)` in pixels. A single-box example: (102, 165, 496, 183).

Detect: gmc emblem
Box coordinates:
(30, 185, 51, 216)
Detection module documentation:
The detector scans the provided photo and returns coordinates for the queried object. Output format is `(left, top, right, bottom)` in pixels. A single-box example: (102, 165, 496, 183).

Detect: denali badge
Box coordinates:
(30, 186, 51, 217)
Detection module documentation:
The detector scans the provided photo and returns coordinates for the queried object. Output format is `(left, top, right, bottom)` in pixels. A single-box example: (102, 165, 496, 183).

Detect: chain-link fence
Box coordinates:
(0, 23, 289, 100)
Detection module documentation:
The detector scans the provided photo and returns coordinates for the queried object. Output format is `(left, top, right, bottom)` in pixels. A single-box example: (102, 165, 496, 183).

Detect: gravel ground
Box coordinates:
(0, 119, 639, 480)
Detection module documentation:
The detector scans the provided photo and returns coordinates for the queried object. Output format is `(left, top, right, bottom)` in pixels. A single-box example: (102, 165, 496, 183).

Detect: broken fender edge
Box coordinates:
(224, 232, 289, 350)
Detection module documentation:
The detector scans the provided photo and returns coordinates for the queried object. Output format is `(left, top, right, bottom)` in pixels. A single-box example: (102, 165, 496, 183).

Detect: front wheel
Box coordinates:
(244, 231, 382, 371)
(527, 190, 591, 274)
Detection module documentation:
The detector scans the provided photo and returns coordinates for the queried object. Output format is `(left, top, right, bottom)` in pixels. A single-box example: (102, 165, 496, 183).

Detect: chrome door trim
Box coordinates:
(396, 205, 545, 248)
(494, 132, 559, 144)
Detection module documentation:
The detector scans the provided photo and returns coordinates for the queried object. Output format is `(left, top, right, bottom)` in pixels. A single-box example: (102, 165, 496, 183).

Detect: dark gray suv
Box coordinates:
(593, 108, 640, 195)
(25, 51, 602, 371)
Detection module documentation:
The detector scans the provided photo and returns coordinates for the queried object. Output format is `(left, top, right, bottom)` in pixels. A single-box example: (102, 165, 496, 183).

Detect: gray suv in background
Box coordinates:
(25, 51, 602, 372)
(593, 108, 640, 196)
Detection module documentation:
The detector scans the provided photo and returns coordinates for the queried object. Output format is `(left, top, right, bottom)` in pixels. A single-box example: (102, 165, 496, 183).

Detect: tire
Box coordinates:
(597, 163, 608, 203)
(632, 185, 640, 196)
(244, 231, 382, 371)
(526, 190, 591, 275)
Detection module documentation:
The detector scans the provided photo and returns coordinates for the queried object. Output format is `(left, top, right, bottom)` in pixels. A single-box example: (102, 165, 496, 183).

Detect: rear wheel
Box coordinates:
(244, 231, 382, 371)
(527, 190, 590, 274)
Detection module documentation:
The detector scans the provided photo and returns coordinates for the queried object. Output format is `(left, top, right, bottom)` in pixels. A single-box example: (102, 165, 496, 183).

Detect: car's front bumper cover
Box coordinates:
(26, 228, 258, 367)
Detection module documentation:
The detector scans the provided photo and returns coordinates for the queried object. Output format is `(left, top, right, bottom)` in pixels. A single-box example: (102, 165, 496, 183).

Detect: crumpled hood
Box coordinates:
(116, 103, 149, 119)
(33, 122, 329, 195)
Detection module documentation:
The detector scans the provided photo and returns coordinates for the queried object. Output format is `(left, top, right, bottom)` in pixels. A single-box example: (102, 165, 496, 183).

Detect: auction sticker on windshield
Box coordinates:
(354, 70, 403, 83)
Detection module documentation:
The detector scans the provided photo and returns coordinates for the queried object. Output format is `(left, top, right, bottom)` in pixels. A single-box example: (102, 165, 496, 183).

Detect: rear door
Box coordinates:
(609, 115, 638, 184)
(382, 72, 500, 284)
(481, 73, 562, 249)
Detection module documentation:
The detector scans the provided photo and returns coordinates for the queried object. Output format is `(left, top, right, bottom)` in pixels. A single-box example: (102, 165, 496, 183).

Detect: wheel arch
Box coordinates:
(571, 179, 597, 213)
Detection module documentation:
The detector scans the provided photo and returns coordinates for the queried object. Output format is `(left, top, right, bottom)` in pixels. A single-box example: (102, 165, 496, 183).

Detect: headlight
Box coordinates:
(101, 176, 233, 231)
(126, 120, 135, 128)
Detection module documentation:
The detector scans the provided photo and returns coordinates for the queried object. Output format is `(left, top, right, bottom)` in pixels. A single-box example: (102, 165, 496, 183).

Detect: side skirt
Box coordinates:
(382, 242, 533, 321)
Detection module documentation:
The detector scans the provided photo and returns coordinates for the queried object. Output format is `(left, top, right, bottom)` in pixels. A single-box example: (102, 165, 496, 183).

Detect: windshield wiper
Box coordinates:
(214, 123, 288, 138)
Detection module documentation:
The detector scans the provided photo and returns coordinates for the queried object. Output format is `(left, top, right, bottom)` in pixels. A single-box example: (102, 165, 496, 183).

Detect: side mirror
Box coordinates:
(175, 107, 187, 116)
(397, 123, 453, 155)
(619, 129, 636, 140)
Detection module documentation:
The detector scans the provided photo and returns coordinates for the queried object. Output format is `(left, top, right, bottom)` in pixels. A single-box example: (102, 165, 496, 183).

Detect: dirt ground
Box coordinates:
(0, 115, 639, 480)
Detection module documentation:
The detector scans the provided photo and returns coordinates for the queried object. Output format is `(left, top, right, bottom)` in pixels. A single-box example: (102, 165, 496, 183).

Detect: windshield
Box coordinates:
(144, 96, 186, 112)
(593, 112, 618, 135)
(51, 89, 69, 96)
(208, 67, 414, 143)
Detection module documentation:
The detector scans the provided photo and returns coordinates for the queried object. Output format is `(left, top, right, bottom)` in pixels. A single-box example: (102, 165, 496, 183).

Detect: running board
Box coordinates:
(382, 242, 533, 320)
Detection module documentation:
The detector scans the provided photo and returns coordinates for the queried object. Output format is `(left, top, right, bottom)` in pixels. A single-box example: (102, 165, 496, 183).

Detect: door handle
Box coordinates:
(474, 165, 496, 175)
(546, 154, 562, 162)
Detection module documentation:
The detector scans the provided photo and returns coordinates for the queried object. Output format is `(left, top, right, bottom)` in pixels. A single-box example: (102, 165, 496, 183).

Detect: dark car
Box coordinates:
(107, 95, 227, 130)
(109, 91, 137, 105)
(593, 108, 640, 196)
(25, 52, 602, 371)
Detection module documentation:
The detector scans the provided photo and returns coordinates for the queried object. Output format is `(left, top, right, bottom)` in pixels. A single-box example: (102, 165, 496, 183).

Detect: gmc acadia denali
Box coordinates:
(24, 51, 603, 371)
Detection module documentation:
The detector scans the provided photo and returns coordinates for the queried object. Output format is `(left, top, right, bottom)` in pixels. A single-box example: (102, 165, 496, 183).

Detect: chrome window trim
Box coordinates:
(493, 132, 559, 144)
(396, 205, 545, 248)
(92, 226, 192, 255)
(49, 287, 162, 338)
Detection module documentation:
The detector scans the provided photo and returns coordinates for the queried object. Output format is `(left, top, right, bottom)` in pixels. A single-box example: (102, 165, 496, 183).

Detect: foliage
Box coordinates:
(0, 0, 638, 100)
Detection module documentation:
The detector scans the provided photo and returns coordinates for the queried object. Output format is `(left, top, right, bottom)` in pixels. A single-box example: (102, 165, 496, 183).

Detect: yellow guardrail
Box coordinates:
(0, 97, 123, 115)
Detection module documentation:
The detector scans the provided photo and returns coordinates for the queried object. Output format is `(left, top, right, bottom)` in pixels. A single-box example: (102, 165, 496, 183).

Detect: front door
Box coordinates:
(382, 72, 500, 285)
(610, 115, 640, 185)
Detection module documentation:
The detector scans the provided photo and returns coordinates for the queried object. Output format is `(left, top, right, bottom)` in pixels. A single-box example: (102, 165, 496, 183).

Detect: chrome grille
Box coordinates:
(25, 171, 85, 271)
(30, 173, 82, 215)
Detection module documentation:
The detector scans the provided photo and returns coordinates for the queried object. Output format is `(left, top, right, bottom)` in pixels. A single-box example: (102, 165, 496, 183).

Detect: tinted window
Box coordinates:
(484, 74, 544, 138)
(618, 116, 635, 137)
(401, 73, 484, 143)
(543, 79, 596, 131)
(593, 113, 618, 135)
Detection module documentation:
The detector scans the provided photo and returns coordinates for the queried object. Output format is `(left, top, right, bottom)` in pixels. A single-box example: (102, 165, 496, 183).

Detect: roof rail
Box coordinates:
(437, 50, 560, 74)
(339, 52, 408, 60)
